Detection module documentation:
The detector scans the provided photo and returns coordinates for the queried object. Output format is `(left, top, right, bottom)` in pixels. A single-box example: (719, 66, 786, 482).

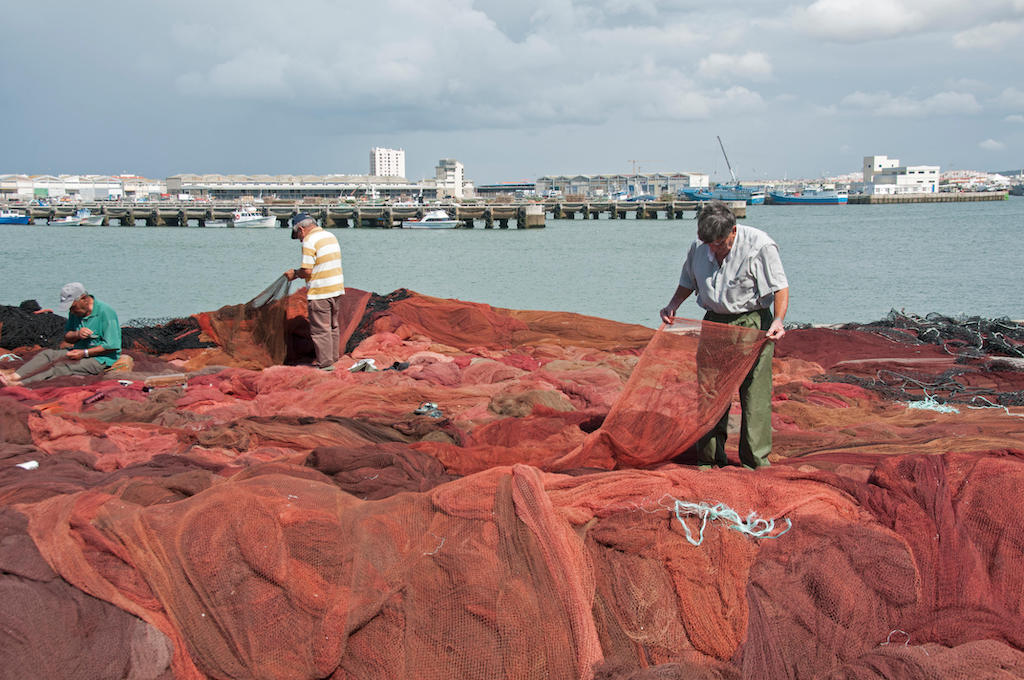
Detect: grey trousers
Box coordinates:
(308, 296, 342, 368)
(18, 348, 105, 385)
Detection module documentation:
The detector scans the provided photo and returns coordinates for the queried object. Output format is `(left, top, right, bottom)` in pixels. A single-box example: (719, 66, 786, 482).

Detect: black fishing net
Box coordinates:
(0, 304, 66, 350)
(820, 369, 1024, 407)
(830, 311, 1024, 407)
(843, 310, 1024, 360)
(121, 317, 216, 355)
(345, 288, 413, 353)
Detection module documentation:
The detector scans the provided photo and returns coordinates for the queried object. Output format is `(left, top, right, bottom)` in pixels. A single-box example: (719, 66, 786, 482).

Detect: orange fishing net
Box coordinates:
(2, 289, 1023, 679)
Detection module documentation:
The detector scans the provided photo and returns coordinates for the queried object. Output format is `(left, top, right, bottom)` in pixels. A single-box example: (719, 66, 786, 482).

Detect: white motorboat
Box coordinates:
(49, 209, 104, 226)
(401, 209, 458, 229)
(230, 207, 277, 228)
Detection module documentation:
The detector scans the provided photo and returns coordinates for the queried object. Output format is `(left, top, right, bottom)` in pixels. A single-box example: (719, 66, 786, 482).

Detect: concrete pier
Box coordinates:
(16, 198, 744, 228)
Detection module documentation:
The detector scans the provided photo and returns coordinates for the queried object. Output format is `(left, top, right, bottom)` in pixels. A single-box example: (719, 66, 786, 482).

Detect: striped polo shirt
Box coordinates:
(300, 226, 345, 300)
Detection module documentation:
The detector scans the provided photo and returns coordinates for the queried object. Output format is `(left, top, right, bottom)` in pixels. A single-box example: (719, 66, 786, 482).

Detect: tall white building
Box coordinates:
(863, 155, 939, 194)
(369, 147, 406, 178)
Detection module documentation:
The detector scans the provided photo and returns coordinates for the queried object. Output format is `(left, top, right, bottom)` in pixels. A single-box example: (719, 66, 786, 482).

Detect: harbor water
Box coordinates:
(2, 198, 1022, 326)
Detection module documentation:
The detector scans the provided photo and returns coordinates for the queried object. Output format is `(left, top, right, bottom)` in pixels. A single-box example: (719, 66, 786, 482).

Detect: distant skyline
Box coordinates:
(2, 1, 1021, 185)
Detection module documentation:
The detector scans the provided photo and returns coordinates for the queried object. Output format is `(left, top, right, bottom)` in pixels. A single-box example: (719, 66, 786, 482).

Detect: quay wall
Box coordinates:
(847, 191, 1008, 204)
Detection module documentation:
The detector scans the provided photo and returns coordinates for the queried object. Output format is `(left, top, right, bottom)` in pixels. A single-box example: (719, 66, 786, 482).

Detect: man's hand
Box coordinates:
(766, 320, 786, 341)
(284, 269, 296, 281)
(66, 348, 87, 361)
(659, 306, 677, 325)
(77, 327, 93, 341)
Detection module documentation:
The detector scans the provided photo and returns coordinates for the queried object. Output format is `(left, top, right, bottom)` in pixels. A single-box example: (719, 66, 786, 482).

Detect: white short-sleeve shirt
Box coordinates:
(679, 224, 788, 314)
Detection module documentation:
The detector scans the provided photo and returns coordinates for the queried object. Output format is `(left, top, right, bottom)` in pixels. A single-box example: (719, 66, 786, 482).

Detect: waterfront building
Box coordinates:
(535, 172, 709, 198)
(369, 147, 406, 178)
(475, 182, 537, 199)
(0, 174, 35, 199)
(0, 173, 165, 200)
(164, 156, 473, 202)
(940, 169, 1012, 191)
(165, 173, 429, 201)
(862, 155, 939, 194)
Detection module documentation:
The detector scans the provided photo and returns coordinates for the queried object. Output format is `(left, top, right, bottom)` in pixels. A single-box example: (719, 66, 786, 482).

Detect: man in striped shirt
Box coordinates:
(285, 212, 345, 369)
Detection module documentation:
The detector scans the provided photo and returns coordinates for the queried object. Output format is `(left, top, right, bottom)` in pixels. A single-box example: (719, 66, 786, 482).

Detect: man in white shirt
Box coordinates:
(660, 201, 789, 468)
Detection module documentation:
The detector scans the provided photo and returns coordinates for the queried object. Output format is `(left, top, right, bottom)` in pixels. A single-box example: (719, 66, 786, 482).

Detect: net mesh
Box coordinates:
(2, 292, 1024, 679)
(0, 304, 66, 351)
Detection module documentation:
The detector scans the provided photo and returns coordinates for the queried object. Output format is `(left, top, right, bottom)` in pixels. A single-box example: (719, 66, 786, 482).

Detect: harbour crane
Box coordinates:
(716, 136, 738, 185)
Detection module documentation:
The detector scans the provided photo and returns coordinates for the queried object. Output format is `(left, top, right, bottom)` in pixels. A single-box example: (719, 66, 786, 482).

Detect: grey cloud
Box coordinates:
(170, 0, 743, 131)
(953, 20, 1024, 49)
(839, 90, 982, 117)
(1, 0, 1019, 179)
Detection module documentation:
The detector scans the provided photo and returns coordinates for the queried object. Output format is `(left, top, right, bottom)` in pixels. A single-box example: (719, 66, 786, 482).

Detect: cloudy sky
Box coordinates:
(2, 0, 1022, 183)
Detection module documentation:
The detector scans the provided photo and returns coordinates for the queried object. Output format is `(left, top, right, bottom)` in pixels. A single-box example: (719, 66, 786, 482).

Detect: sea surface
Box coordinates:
(3, 198, 1022, 327)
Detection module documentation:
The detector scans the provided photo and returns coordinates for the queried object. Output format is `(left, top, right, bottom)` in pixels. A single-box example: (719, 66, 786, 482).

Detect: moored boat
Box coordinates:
(402, 209, 458, 229)
(49, 209, 104, 226)
(230, 207, 277, 228)
(709, 184, 766, 205)
(768, 187, 848, 205)
(677, 187, 713, 200)
(707, 136, 766, 204)
(0, 208, 30, 224)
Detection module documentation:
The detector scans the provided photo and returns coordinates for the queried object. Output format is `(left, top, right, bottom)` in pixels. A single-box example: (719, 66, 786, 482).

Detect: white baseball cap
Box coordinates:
(58, 282, 86, 310)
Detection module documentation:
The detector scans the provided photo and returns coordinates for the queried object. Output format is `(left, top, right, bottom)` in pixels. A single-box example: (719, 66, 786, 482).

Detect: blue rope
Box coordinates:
(672, 500, 792, 546)
(906, 392, 959, 414)
(0, 353, 21, 362)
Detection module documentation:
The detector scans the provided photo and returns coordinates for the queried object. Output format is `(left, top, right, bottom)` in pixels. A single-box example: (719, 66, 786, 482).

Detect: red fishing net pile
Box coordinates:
(2, 289, 1023, 679)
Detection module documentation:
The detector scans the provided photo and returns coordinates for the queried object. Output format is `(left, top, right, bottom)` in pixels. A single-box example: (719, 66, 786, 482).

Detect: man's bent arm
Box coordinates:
(767, 287, 789, 340)
(285, 268, 312, 281)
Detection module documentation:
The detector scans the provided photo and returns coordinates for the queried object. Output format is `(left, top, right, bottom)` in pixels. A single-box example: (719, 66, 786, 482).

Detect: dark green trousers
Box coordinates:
(698, 308, 774, 468)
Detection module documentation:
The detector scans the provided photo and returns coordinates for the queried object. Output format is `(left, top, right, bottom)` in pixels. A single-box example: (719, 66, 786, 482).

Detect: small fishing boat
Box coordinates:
(402, 209, 459, 229)
(230, 207, 277, 228)
(699, 137, 767, 205)
(49, 209, 105, 226)
(0, 209, 30, 224)
(709, 184, 766, 205)
(677, 187, 713, 201)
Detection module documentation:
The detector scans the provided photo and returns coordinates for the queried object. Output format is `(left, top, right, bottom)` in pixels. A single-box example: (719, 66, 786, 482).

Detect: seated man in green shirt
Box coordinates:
(0, 282, 122, 387)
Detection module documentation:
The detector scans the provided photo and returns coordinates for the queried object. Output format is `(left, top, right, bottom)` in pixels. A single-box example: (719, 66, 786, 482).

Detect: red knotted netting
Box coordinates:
(2, 289, 1023, 679)
(560, 320, 767, 470)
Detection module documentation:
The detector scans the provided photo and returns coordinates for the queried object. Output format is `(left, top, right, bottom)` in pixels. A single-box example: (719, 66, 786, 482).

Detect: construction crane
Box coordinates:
(627, 159, 660, 175)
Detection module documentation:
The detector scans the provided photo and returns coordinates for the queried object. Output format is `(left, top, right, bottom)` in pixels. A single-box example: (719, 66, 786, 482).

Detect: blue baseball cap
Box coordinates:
(291, 212, 315, 239)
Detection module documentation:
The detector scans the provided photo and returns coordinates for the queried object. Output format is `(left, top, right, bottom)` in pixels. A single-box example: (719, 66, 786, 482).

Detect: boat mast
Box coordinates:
(717, 136, 738, 185)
